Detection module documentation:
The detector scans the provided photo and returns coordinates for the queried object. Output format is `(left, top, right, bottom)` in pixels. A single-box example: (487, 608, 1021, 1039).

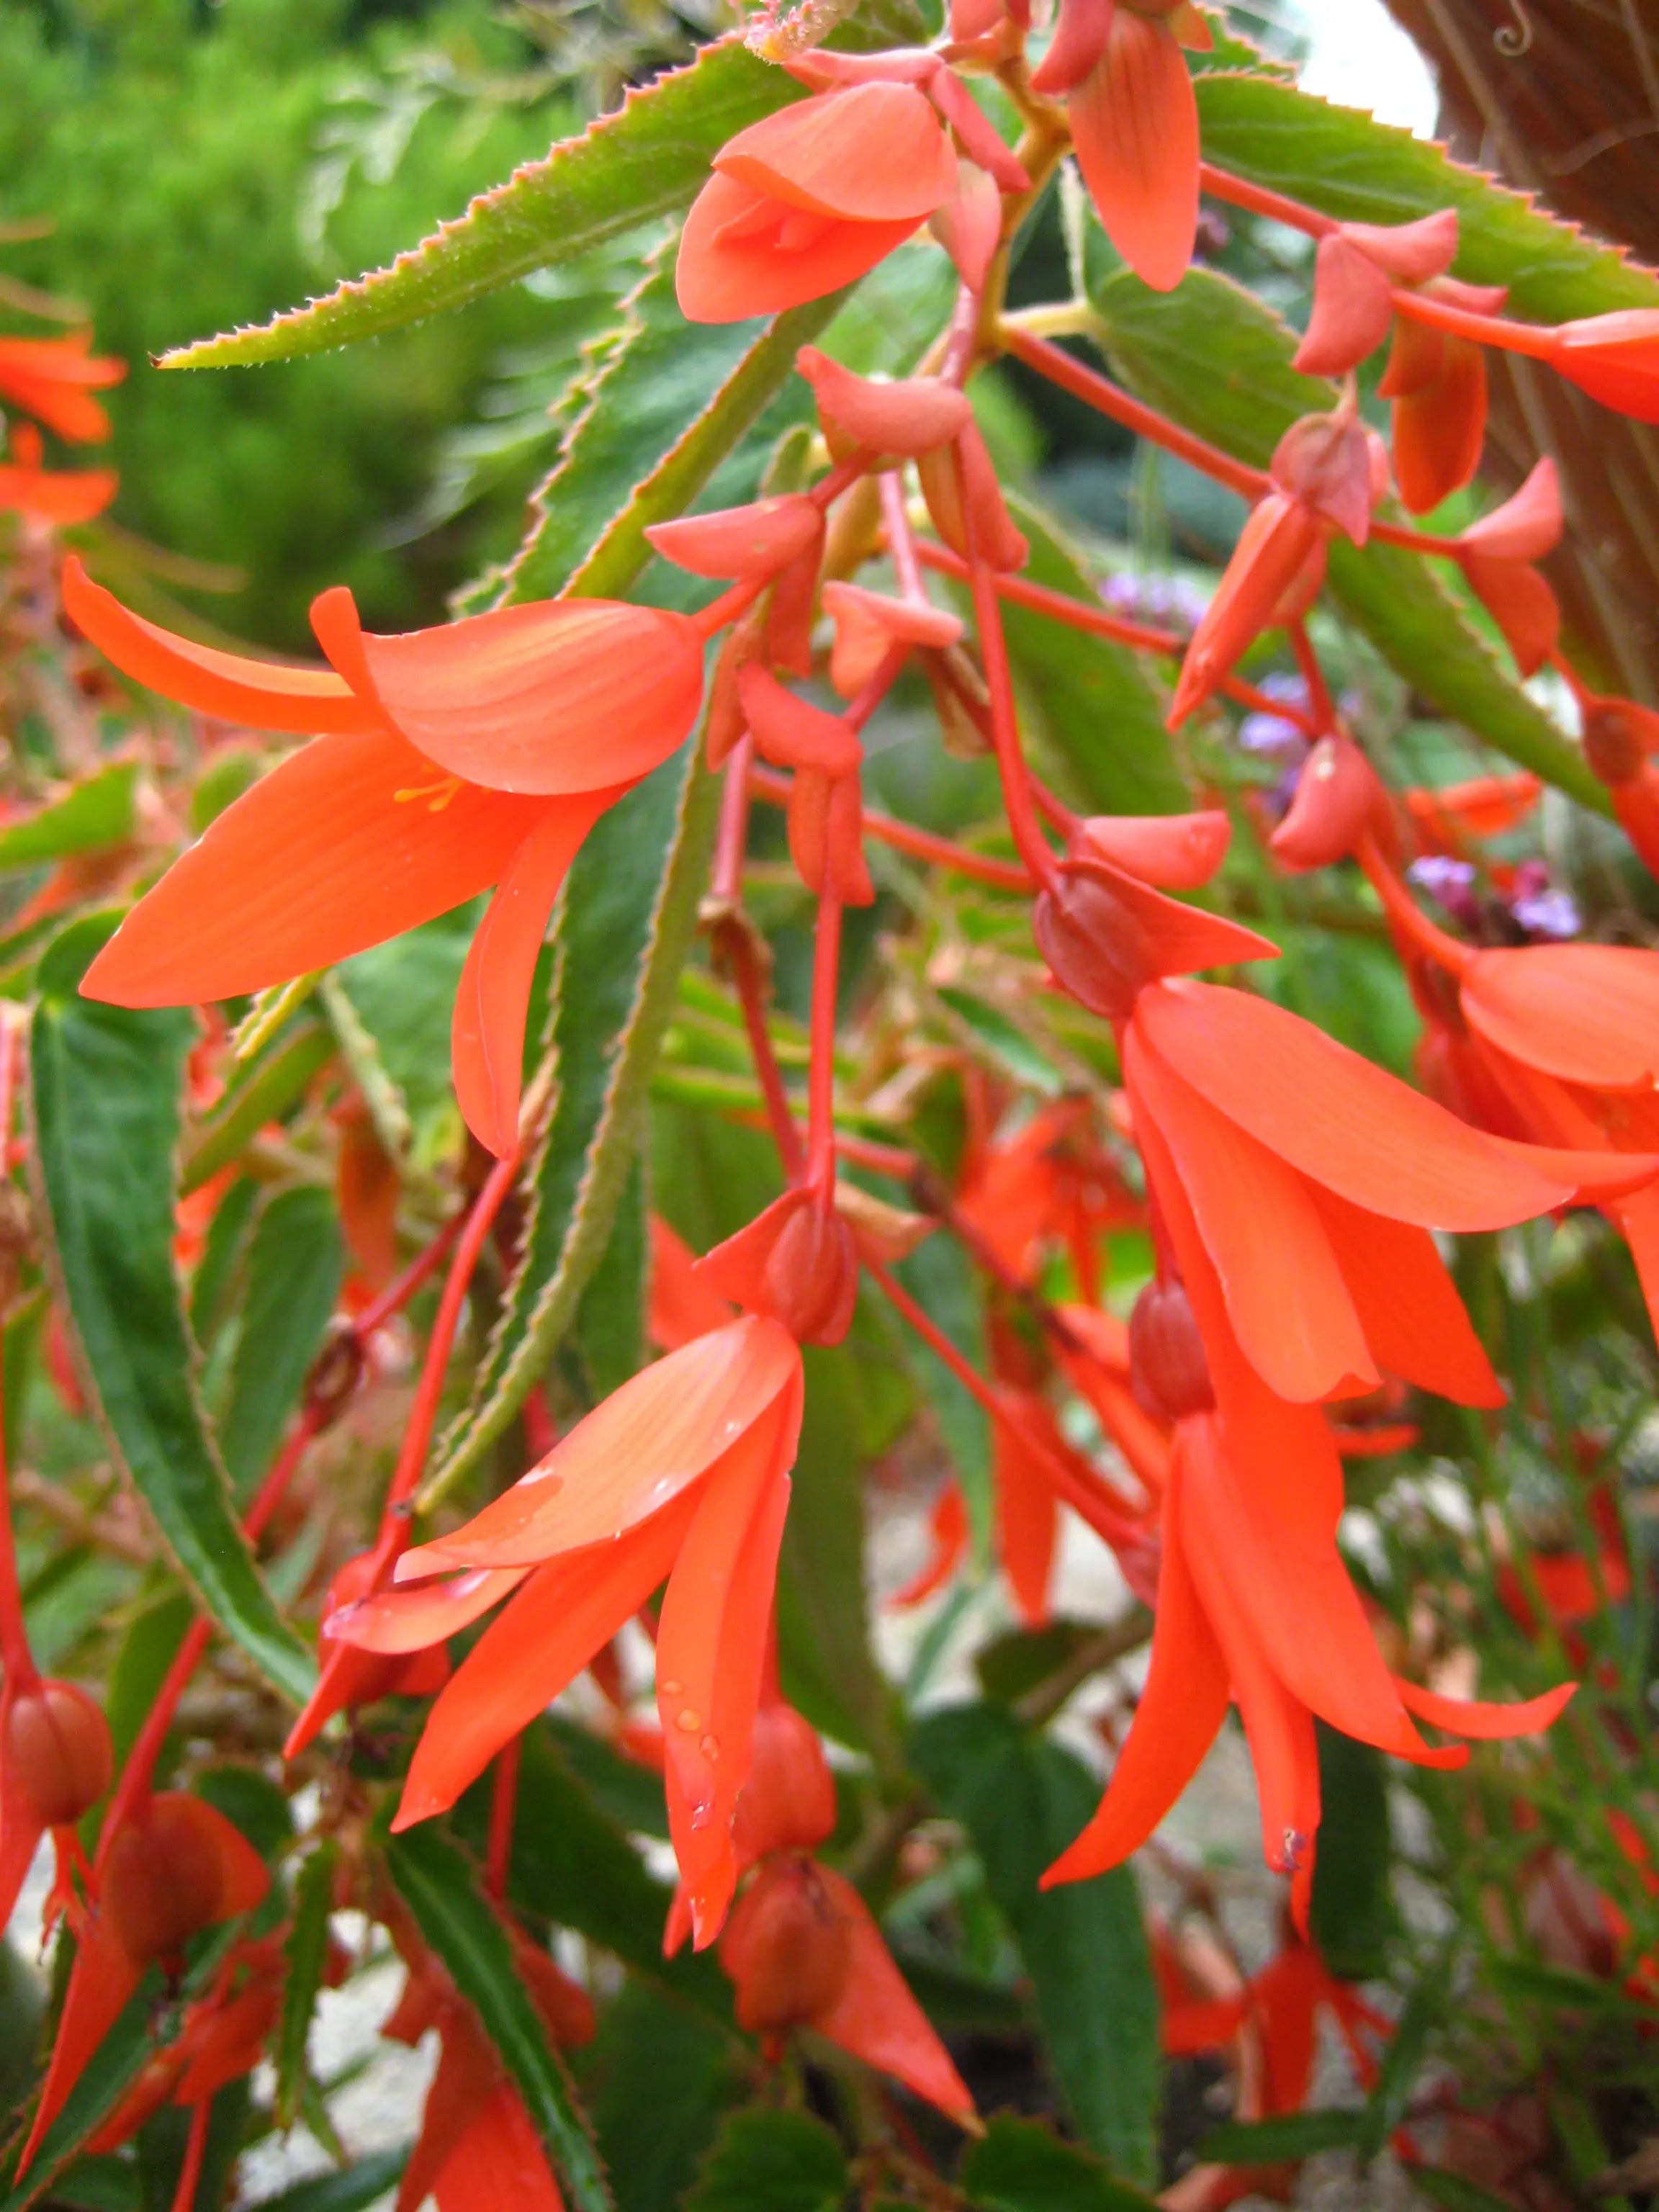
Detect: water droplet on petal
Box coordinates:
(700, 1733, 719, 1760)
(677, 1707, 703, 1734)
(660, 1679, 683, 1699)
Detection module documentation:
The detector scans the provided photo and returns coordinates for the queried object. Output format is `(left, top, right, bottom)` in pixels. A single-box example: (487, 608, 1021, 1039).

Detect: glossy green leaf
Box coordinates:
(775, 1339, 899, 1765)
(101, 1587, 194, 1776)
(1194, 72, 1659, 322)
(1308, 1725, 1395, 1984)
(424, 746, 719, 1507)
(1002, 495, 1187, 817)
(179, 1021, 336, 1197)
(0, 765, 138, 872)
(30, 917, 312, 1704)
(1194, 2108, 1367, 2165)
(577, 1983, 745, 2212)
(1080, 264, 1606, 811)
(544, 1712, 670, 1840)
(218, 1184, 343, 1498)
(189, 1175, 258, 1346)
(42, 2157, 139, 2212)
(275, 1841, 338, 2131)
(910, 1704, 1160, 2185)
(683, 2109, 848, 2212)
(243, 2150, 413, 2212)
(962, 2115, 1161, 2212)
(163, 40, 804, 369)
(385, 1825, 609, 2212)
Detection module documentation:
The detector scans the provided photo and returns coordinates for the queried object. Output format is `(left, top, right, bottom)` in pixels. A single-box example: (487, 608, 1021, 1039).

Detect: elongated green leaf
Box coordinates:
(29, 917, 312, 1704)
(0, 765, 138, 872)
(219, 1184, 343, 1498)
(1080, 264, 1606, 811)
(244, 2150, 413, 2212)
(276, 1841, 338, 2131)
(683, 2110, 848, 2212)
(577, 1983, 744, 2212)
(43, 2157, 139, 2212)
(180, 1021, 336, 1196)
(1408, 2171, 1522, 2212)
(1194, 2109, 1367, 2165)
(164, 41, 804, 369)
(326, 904, 480, 1167)
(910, 1704, 1160, 2185)
(102, 1588, 194, 1776)
(385, 1825, 610, 2212)
(1308, 1725, 1395, 1984)
(962, 2115, 1161, 2212)
(570, 1154, 647, 1406)
(893, 1234, 993, 1557)
(1194, 72, 1659, 322)
(424, 746, 719, 1506)
(1002, 495, 1186, 817)
(0, 1978, 160, 2212)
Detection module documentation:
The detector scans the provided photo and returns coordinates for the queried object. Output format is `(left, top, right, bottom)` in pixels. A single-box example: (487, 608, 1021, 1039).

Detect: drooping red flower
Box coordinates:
(1292, 210, 1460, 379)
(1033, 0, 1211, 292)
(18, 1791, 269, 2175)
(334, 1316, 804, 1944)
(1378, 279, 1506, 513)
(63, 559, 706, 1154)
(1451, 458, 1563, 676)
(0, 331, 125, 443)
(676, 82, 958, 323)
(717, 1851, 976, 2123)
(282, 1549, 454, 1759)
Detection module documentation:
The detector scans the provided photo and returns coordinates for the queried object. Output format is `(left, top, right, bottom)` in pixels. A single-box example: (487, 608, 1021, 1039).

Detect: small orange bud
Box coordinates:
(6, 1681, 112, 1827)
(104, 1794, 269, 1964)
(719, 1854, 852, 2033)
(796, 348, 973, 461)
(1270, 736, 1386, 873)
(693, 1190, 860, 1346)
(1128, 1279, 1213, 1422)
(733, 1701, 837, 1859)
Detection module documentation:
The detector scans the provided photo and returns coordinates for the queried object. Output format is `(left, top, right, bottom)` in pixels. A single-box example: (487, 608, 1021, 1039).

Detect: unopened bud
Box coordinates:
(5, 1680, 112, 1827)
(104, 1794, 266, 1964)
(733, 1702, 837, 1860)
(305, 1320, 366, 1429)
(1128, 1278, 1213, 1421)
(1270, 736, 1385, 872)
(1583, 696, 1659, 787)
(719, 1854, 852, 2033)
(1033, 863, 1156, 1021)
(693, 1190, 860, 1346)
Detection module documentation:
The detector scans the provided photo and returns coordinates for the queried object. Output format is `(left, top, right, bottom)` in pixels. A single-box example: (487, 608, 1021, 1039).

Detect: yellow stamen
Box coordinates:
(393, 775, 463, 814)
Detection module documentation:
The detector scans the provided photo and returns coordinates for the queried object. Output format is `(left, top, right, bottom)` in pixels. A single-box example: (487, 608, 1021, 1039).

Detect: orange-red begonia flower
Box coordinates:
(1032, 0, 1210, 292)
(1378, 279, 1507, 513)
(1452, 458, 1563, 676)
(335, 1316, 804, 1946)
(718, 1850, 976, 2123)
(1293, 210, 1460, 379)
(62, 558, 706, 1155)
(0, 331, 125, 443)
(955, 1092, 1138, 1305)
(282, 1550, 454, 1759)
(19, 1791, 269, 2175)
(648, 1214, 739, 1349)
(676, 82, 958, 323)
(0, 423, 116, 525)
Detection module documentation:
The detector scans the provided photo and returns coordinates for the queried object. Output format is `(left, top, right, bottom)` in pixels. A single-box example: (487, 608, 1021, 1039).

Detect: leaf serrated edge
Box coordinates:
(420, 748, 719, 1509)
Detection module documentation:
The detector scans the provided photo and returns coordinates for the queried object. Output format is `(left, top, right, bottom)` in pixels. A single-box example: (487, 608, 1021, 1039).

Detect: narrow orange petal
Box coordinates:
(1128, 1027, 1378, 1403)
(397, 1318, 801, 1573)
(809, 1865, 976, 2121)
(889, 1481, 970, 1608)
(395, 1503, 698, 1826)
(1391, 336, 1486, 513)
(715, 84, 956, 223)
(327, 1567, 529, 1656)
(1069, 11, 1198, 292)
(0, 465, 117, 524)
(1404, 770, 1541, 844)
(81, 728, 546, 1007)
(346, 599, 704, 798)
(1042, 1445, 1228, 1886)
(1395, 1675, 1576, 1740)
(62, 558, 372, 734)
(1169, 496, 1323, 725)
(994, 1398, 1061, 1624)
(1462, 944, 1659, 1089)
(451, 791, 619, 1156)
(1075, 809, 1231, 889)
(646, 495, 822, 580)
(434, 2085, 566, 2212)
(17, 1914, 142, 2175)
(658, 1377, 802, 1946)
(1308, 1184, 1504, 1408)
(1137, 979, 1571, 1229)
(796, 348, 973, 457)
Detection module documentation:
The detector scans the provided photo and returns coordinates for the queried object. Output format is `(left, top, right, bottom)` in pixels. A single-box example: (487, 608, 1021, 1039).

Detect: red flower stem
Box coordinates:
(833, 1130, 919, 1179)
(1368, 517, 1464, 558)
(747, 763, 1033, 891)
(878, 469, 929, 606)
(999, 325, 1271, 502)
(907, 539, 1322, 734)
(866, 1256, 1143, 1549)
(1028, 771, 1079, 841)
(727, 918, 807, 1183)
(688, 576, 765, 644)
(169, 2098, 212, 2212)
(387, 1147, 524, 1515)
(806, 884, 844, 1202)
(1386, 283, 1557, 361)
(712, 735, 756, 906)
(96, 1406, 324, 1866)
(1355, 830, 1475, 976)
(958, 460, 1059, 889)
(484, 1732, 523, 1902)
(351, 1209, 467, 1342)
(1197, 161, 1335, 240)
(1289, 621, 1339, 733)
(0, 1017, 30, 1681)
(940, 283, 984, 389)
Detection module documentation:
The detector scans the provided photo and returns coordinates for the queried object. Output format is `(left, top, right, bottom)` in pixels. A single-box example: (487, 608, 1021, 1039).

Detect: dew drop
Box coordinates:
(699, 1733, 719, 1760)
(676, 1707, 703, 1734)
(660, 1679, 683, 1699)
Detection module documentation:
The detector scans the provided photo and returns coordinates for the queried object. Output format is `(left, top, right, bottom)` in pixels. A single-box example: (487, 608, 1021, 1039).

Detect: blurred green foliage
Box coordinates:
(0, 0, 579, 644)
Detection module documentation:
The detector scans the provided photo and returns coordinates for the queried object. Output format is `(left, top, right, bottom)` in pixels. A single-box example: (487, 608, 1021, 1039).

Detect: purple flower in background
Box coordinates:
(1409, 855, 1481, 930)
(1509, 861, 1581, 941)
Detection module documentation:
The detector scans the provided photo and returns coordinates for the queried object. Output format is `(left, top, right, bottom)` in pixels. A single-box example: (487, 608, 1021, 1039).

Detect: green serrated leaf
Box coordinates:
(1002, 494, 1186, 817)
(0, 1977, 161, 2212)
(683, 2108, 848, 2212)
(577, 1982, 744, 2212)
(910, 1705, 1160, 2185)
(276, 1842, 338, 2131)
(218, 1185, 343, 1498)
(326, 904, 481, 1168)
(1408, 2170, 1525, 2212)
(242, 2149, 413, 2212)
(0, 765, 139, 872)
(1080, 264, 1606, 811)
(1194, 2108, 1368, 2166)
(163, 41, 805, 370)
(29, 916, 313, 1705)
(961, 2114, 1161, 2212)
(385, 1825, 610, 2212)
(229, 974, 322, 1064)
(423, 747, 719, 1508)
(180, 1022, 336, 1197)
(570, 1154, 647, 1405)
(42, 2157, 140, 2212)
(1193, 71, 1659, 322)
